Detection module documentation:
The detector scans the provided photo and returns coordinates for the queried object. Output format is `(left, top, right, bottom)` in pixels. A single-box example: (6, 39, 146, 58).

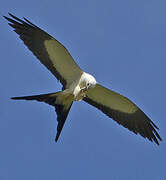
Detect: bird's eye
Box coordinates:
(87, 83, 90, 87)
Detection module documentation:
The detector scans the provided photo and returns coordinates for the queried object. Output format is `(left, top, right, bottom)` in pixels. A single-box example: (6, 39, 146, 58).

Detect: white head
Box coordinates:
(83, 72, 97, 89)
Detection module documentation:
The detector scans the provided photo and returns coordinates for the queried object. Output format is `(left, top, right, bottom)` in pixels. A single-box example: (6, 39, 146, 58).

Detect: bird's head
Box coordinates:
(84, 73, 97, 90)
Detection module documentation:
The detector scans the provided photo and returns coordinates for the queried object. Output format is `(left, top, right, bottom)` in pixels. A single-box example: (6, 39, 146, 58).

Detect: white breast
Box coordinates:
(68, 72, 96, 101)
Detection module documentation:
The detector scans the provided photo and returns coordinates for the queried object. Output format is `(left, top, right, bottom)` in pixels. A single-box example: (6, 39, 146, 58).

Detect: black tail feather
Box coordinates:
(11, 92, 59, 106)
(55, 102, 73, 142)
(11, 92, 73, 142)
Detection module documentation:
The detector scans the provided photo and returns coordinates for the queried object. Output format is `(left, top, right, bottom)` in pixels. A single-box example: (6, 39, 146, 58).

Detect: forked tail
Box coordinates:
(11, 91, 74, 142)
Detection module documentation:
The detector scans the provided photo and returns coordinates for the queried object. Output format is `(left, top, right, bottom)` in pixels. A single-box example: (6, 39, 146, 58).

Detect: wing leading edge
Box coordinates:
(4, 13, 83, 89)
(84, 84, 162, 145)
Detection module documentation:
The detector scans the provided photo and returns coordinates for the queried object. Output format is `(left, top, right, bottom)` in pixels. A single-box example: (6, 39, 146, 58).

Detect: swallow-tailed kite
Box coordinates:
(4, 13, 162, 144)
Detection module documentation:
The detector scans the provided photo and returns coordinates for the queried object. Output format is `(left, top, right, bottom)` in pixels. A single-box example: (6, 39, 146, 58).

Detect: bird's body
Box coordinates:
(71, 72, 97, 101)
(4, 13, 162, 144)
(52, 72, 97, 104)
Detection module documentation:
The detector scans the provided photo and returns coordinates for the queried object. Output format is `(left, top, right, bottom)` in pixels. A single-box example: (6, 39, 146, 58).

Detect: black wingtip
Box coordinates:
(3, 15, 9, 21)
(8, 13, 18, 20)
(3, 13, 14, 19)
(8, 13, 12, 17)
(155, 140, 160, 146)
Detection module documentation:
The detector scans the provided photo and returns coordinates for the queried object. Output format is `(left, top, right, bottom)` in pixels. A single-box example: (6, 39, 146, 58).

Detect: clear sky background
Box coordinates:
(1, 0, 166, 179)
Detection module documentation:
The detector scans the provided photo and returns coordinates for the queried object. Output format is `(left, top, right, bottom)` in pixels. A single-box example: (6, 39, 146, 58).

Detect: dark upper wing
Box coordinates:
(4, 13, 83, 88)
(84, 84, 162, 145)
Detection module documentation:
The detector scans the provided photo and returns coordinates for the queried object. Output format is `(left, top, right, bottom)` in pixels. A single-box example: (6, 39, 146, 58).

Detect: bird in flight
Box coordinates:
(4, 13, 162, 144)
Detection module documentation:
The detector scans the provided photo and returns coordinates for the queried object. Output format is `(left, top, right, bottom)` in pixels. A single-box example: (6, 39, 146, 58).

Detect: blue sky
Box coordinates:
(1, 0, 166, 179)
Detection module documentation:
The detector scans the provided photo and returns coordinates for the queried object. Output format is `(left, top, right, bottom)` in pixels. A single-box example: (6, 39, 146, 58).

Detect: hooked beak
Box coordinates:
(81, 86, 88, 93)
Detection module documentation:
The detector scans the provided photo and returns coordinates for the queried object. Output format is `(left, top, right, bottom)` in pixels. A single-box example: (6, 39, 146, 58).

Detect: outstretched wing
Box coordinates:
(84, 84, 162, 145)
(4, 13, 83, 88)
